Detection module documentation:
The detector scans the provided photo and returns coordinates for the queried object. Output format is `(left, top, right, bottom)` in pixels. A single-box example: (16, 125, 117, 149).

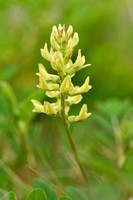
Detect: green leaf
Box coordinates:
(90, 183, 120, 200)
(32, 179, 57, 200)
(0, 81, 19, 118)
(66, 187, 88, 200)
(0, 191, 16, 200)
(8, 192, 17, 200)
(58, 196, 72, 200)
(26, 189, 47, 200)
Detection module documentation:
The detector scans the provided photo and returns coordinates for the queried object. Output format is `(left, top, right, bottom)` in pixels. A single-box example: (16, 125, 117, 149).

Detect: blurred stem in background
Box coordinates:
(111, 117, 125, 169)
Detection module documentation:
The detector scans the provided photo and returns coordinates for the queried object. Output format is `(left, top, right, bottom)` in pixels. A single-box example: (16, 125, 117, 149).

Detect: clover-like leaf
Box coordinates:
(26, 189, 47, 200)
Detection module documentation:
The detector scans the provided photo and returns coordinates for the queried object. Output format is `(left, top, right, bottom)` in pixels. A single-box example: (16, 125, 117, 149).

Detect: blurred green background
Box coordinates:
(0, 0, 133, 199)
(1, 0, 133, 104)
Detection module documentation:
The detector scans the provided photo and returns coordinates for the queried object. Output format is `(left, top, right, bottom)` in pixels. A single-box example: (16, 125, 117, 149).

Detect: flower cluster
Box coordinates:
(31, 24, 92, 123)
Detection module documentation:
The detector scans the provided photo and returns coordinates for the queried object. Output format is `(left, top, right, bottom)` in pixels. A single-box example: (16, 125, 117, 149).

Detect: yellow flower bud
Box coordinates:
(69, 76, 92, 96)
(37, 74, 59, 91)
(73, 49, 85, 67)
(50, 33, 60, 51)
(41, 43, 51, 62)
(60, 76, 74, 94)
(37, 64, 60, 83)
(68, 104, 91, 123)
(46, 91, 60, 98)
(44, 101, 57, 115)
(62, 26, 66, 39)
(58, 24, 63, 35)
(66, 25, 73, 38)
(52, 26, 58, 39)
(66, 50, 91, 75)
(72, 32, 79, 48)
(51, 51, 64, 75)
(50, 47, 54, 57)
(31, 99, 44, 113)
(65, 38, 73, 60)
(66, 95, 82, 106)
(73, 49, 91, 72)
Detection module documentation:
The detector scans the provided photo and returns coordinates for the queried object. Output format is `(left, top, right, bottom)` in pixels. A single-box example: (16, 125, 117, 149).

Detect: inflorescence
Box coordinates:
(31, 24, 92, 124)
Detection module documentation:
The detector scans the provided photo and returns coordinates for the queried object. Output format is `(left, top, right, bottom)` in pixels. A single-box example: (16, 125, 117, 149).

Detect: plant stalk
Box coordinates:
(61, 93, 89, 184)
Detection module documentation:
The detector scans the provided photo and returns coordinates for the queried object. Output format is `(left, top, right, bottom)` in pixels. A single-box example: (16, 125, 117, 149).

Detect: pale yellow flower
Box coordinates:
(51, 51, 64, 75)
(46, 91, 60, 98)
(69, 76, 92, 96)
(37, 75, 59, 91)
(44, 101, 57, 115)
(66, 95, 82, 106)
(68, 104, 91, 123)
(41, 43, 51, 62)
(37, 64, 60, 83)
(72, 32, 79, 48)
(66, 25, 73, 38)
(31, 99, 44, 113)
(60, 76, 74, 94)
(50, 33, 60, 51)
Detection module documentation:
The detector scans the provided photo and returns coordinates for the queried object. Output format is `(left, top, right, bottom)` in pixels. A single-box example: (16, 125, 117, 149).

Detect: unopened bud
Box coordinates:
(51, 52, 64, 75)
(52, 26, 58, 39)
(41, 43, 51, 62)
(72, 32, 79, 48)
(58, 24, 63, 35)
(50, 33, 60, 51)
(66, 25, 73, 38)
(60, 76, 74, 94)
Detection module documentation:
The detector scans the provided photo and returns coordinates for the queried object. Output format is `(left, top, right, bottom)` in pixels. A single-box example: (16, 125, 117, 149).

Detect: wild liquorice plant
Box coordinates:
(31, 24, 92, 184)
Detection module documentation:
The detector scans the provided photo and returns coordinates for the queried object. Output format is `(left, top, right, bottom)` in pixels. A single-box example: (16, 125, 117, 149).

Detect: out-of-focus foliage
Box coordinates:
(0, 0, 133, 104)
(0, 0, 133, 199)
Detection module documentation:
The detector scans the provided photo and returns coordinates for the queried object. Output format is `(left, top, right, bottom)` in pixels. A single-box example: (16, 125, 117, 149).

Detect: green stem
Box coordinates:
(61, 93, 89, 184)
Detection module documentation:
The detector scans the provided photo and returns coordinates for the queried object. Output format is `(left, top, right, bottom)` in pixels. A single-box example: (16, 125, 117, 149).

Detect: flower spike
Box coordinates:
(32, 24, 91, 121)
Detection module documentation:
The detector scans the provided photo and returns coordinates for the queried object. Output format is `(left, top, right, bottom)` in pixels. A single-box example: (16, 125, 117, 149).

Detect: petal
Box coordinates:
(51, 51, 64, 75)
(52, 26, 59, 39)
(38, 64, 60, 83)
(50, 33, 60, 51)
(31, 99, 44, 113)
(65, 38, 73, 60)
(66, 25, 73, 38)
(79, 104, 91, 120)
(46, 91, 60, 98)
(60, 76, 74, 94)
(37, 75, 59, 91)
(44, 101, 57, 115)
(44, 101, 61, 115)
(66, 95, 82, 106)
(68, 104, 91, 123)
(41, 43, 51, 62)
(69, 76, 92, 96)
(72, 32, 79, 48)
